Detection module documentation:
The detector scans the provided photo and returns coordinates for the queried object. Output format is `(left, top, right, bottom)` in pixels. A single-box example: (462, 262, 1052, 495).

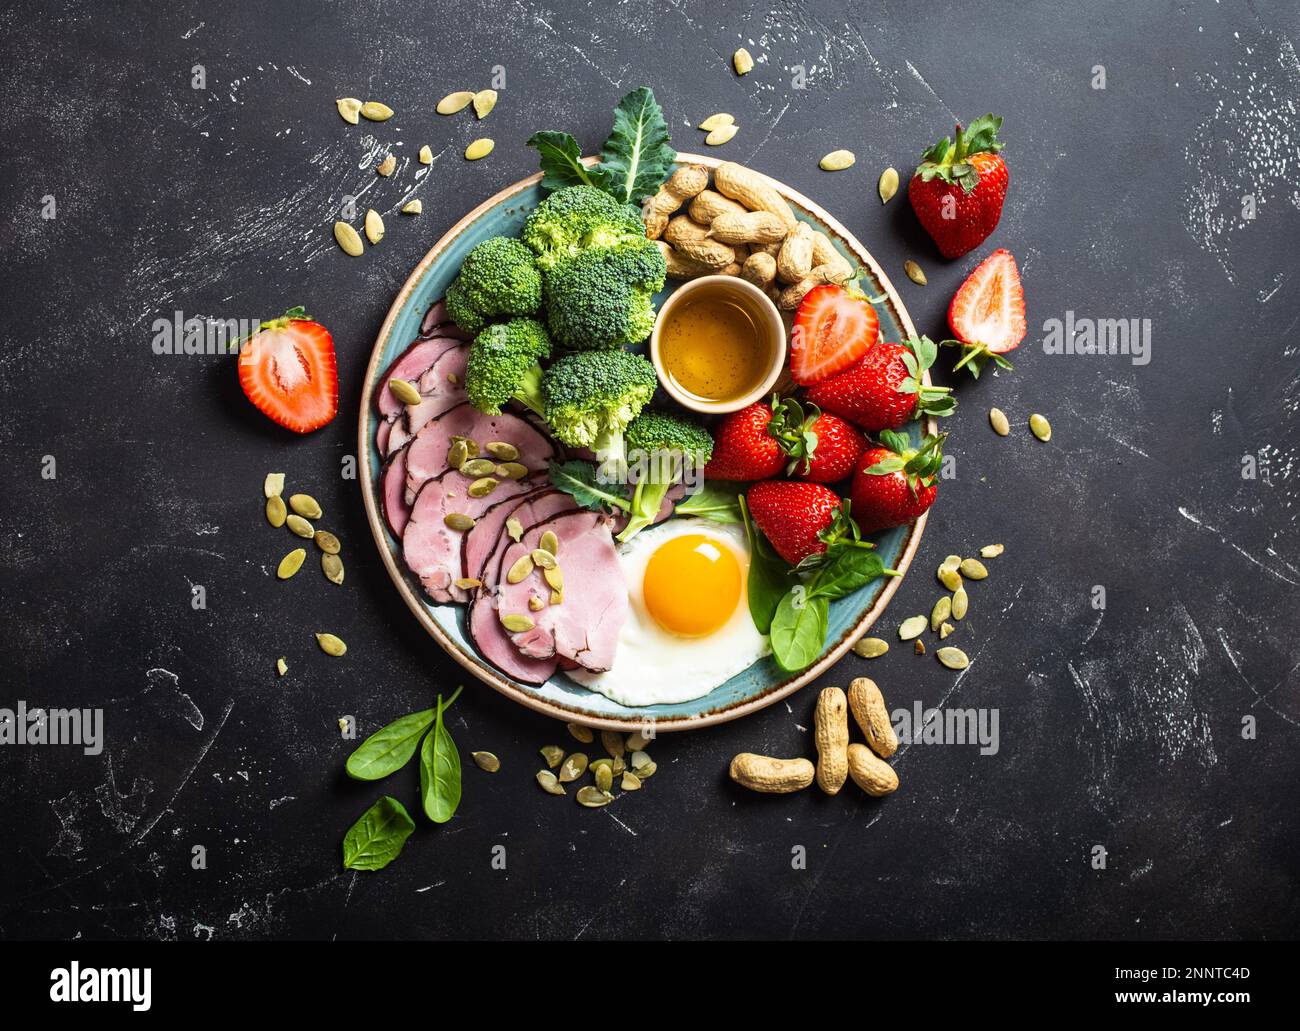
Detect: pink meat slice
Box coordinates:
(385, 346, 470, 456)
(495, 510, 627, 673)
(375, 335, 462, 421)
(402, 470, 540, 604)
(462, 487, 551, 585)
(420, 299, 472, 341)
(376, 417, 393, 455)
(404, 402, 555, 506)
(381, 445, 411, 537)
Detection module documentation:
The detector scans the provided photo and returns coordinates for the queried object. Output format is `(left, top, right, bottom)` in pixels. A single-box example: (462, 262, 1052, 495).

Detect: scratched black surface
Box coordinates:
(1, 0, 1298, 941)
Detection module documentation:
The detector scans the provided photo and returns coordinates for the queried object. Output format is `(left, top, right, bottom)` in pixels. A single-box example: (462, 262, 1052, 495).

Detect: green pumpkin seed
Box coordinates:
(333, 221, 363, 256)
(485, 441, 518, 461)
(451, 436, 479, 458)
(265, 494, 287, 528)
(471, 751, 500, 773)
(939, 622, 955, 639)
(437, 91, 475, 115)
(444, 512, 475, 532)
(540, 745, 564, 768)
(359, 101, 394, 121)
(878, 167, 899, 204)
(401, 200, 422, 216)
(467, 477, 498, 498)
(500, 613, 534, 633)
(497, 462, 528, 480)
(989, 408, 1011, 436)
(621, 772, 643, 791)
(314, 530, 341, 554)
(904, 259, 927, 285)
(375, 155, 395, 179)
(980, 543, 1005, 559)
(732, 47, 754, 74)
(936, 646, 970, 670)
(629, 750, 652, 771)
(697, 112, 734, 131)
(455, 577, 483, 590)
(531, 548, 556, 570)
(915, 639, 926, 655)
(567, 723, 594, 744)
(898, 615, 927, 640)
(819, 149, 856, 171)
(277, 548, 306, 579)
(853, 636, 889, 659)
(389, 378, 420, 405)
(447, 440, 469, 469)
(633, 760, 657, 778)
(558, 752, 588, 782)
(506, 517, 524, 542)
(1029, 413, 1051, 442)
(528, 596, 544, 611)
(506, 554, 534, 584)
(705, 124, 739, 146)
(276, 657, 288, 677)
(336, 97, 362, 124)
(418, 145, 433, 164)
(543, 566, 563, 592)
(264, 472, 285, 498)
(322, 552, 344, 585)
(538, 530, 559, 556)
(938, 566, 963, 591)
(365, 208, 384, 246)
(626, 729, 653, 751)
(536, 769, 565, 795)
(460, 458, 496, 478)
(594, 763, 613, 792)
(473, 89, 498, 118)
(464, 138, 494, 161)
(289, 494, 322, 519)
(549, 589, 564, 606)
(600, 730, 625, 759)
(576, 786, 613, 808)
(959, 558, 988, 580)
(590, 757, 614, 773)
(931, 596, 952, 632)
(286, 514, 314, 538)
(316, 632, 347, 657)
(951, 586, 969, 621)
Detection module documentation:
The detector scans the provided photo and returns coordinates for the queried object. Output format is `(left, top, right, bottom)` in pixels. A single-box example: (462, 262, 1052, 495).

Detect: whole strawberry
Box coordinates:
(850, 431, 946, 535)
(768, 396, 865, 483)
(704, 401, 785, 481)
(804, 336, 955, 433)
(746, 481, 846, 566)
(908, 114, 1007, 260)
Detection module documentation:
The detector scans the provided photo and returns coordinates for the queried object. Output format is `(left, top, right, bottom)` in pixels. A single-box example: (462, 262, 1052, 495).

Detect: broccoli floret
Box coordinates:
(542, 239, 667, 350)
(522, 186, 647, 270)
(465, 318, 552, 416)
(446, 236, 541, 334)
(618, 411, 714, 542)
(542, 349, 657, 481)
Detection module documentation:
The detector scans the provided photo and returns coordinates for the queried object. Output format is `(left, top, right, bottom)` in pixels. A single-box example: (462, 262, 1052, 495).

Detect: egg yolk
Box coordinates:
(642, 534, 742, 637)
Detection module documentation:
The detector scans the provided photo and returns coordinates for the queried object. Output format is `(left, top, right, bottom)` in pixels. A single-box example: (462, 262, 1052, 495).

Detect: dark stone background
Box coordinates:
(1, 0, 1297, 941)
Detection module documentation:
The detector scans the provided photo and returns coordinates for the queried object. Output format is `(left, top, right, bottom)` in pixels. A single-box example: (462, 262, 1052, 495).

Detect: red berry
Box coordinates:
(746, 481, 845, 566)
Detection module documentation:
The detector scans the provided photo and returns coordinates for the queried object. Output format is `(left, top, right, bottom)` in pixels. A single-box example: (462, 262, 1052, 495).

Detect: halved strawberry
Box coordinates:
(237, 308, 338, 433)
(789, 284, 880, 385)
(943, 249, 1026, 378)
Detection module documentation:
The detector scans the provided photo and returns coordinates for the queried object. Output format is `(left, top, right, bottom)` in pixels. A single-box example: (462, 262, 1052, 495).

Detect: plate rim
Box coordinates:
(358, 153, 930, 732)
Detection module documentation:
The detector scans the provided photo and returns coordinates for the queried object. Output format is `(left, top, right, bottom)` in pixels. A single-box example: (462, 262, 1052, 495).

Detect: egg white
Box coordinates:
(568, 518, 770, 706)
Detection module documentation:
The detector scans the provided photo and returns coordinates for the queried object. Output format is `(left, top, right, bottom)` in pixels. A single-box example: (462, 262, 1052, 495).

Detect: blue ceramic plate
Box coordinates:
(359, 155, 931, 732)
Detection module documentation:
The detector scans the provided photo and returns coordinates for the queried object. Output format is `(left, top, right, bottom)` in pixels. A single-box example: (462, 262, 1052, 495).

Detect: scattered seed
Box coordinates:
(549, 589, 563, 605)
(483, 441, 517, 462)
(464, 138, 494, 161)
(626, 729, 653, 752)
(536, 769, 565, 795)
(336, 97, 362, 124)
(333, 221, 363, 256)
(914, 639, 926, 655)
(989, 408, 1011, 436)
(939, 566, 963, 591)
(951, 586, 969, 621)
(942, 554, 962, 568)
(455, 577, 483, 591)
(443, 512, 475, 532)
(538, 529, 559, 555)
(530, 549, 557, 570)
(878, 167, 899, 204)
(594, 764, 613, 792)
(399, 199, 422, 215)
(612, 755, 626, 776)
(418, 145, 433, 164)
(321, 552, 344, 585)
(437, 90, 475, 115)
(459, 458, 496, 477)
(506, 554, 534, 584)
(819, 149, 856, 171)
(853, 635, 891, 660)
(471, 751, 500, 773)
(286, 514, 314, 538)
(472, 89, 497, 119)
(898, 615, 927, 640)
(558, 752, 588, 782)
(505, 517, 524, 542)
(732, 47, 754, 75)
(528, 596, 544, 611)
(360, 101, 394, 121)
(264, 472, 285, 498)
(931, 595, 952, 631)
(467, 476, 498, 498)
(1030, 413, 1052, 442)
(386, 380, 421, 408)
(959, 558, 988, 580)
(629, 750, 652, 772)
(698, 113, 735, 131)
(540, 745, 564, 768)
(599, 730, 625, 760)
(496, 462, 528, 480)
(314, 530, 341, 554)
(265, 495, 287, 528)
(447, 439, 469, 469)
(316, 632, 347, 657)
(980, 543, 1005, 559)
(634, 760, 657, 779)
(365, 208, 385, 244)
(576, 786, 613, 808)
(277, 548, 306, 579)
(567, 723, 595, 744)
(706, 124, 739, 146)
(904, 259, 928, 285)
(289, 494, 322, 519)
(939, 622, 955, 639)
(543, 566, 563, 592)
(376, 154, 396, 178)
(276, 657, 288, 677)
(500, 613, 534, 633)
(936, 646, 970, 670)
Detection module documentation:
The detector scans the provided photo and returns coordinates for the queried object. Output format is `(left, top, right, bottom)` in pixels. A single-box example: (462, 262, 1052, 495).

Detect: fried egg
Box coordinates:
(568, 519, 770, 706)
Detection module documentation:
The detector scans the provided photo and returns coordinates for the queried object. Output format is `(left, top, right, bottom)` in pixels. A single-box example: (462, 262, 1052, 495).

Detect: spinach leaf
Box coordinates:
(548, 460, 631, 512)
(740, 495, 791, 636)
(525, 131, 609, 193)
(810, 548, 887, 601)
(599, 87, 676, 206)
(345, 708, 435, 781)
(769, 589, 829, 673)
(675, 481, 743, 523)
(342, 795, 415, 871)
(420, 692, 462, 824)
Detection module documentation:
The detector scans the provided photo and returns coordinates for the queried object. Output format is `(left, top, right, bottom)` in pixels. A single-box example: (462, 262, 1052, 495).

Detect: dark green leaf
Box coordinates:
(548, 460, 631, 512)
(420, 694, 462, 824)
(865, 457, 904, 475)
(345, 708, 435, 781)
(740, 495, 791, 636)
(675, 480, 743, 523)
(810, 547, 886, 601)
(526, 131, 608, 193)
(598, 87, 676, 206)
(770, 590, 829, 673)
(342, 796, 415, 871)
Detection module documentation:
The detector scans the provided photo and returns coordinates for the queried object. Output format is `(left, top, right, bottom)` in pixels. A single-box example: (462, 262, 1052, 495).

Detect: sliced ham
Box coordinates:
(375, 335, 462, 421)
(402, 470, 540, 604)
(462, 487, 551, 585)
(381, 445, 411, 537)
(376, 416, 393, 455)
(494, 510, 626, 673)
(402, 346, 469, 445)
(420, 299, 472, 340)
(404, 402, 556, 506)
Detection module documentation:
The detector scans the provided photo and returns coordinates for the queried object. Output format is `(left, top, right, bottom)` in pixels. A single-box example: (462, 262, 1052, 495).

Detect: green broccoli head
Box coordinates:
(542, 239, 667, 351)
(618, 411, 714, 542)
(446, 236, 542, 334)
(465, 318, 552, 416)
(542, 349, 657, 479)
(522, 185, 647, 270)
